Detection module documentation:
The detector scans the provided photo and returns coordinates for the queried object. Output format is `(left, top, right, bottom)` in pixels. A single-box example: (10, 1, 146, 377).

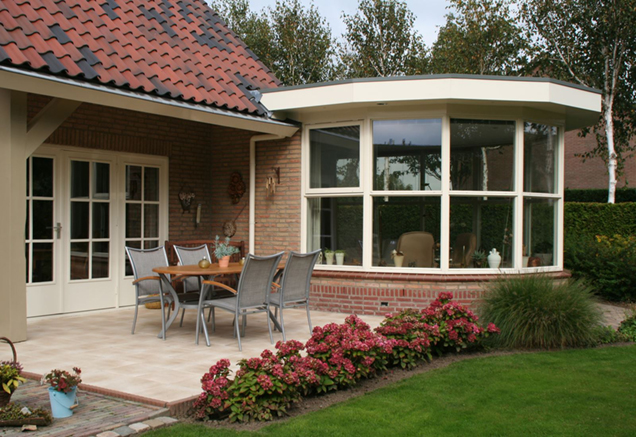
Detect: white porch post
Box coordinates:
(0, 89, 28, 341)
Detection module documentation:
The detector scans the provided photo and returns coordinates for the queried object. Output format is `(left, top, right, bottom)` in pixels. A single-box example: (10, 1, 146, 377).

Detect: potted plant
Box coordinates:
(1, 337, 25, 407)
(324, 248, 334, 265)
(391, 249, 405, 267)
(472, 249, 486, 268)
(335, 249, 345, 265)
(214, 235, 240, 268)
(42, 367, 82, 418)
(1, 361, 25, 407)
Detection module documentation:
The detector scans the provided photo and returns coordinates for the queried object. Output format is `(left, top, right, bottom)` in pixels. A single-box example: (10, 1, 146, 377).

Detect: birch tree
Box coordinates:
(522, 0, 636, 203)
(340, 0, 428, 78)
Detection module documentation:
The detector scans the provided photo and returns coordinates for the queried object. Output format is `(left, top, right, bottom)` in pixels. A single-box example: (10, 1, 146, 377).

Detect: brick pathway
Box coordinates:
(0, 381, 175, 437)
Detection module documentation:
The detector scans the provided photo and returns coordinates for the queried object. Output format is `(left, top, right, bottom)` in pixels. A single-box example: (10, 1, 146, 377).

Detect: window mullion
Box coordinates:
(440, 115, 451, 271)
(362, 118, 373, 269)
(514, 119, 525, 269)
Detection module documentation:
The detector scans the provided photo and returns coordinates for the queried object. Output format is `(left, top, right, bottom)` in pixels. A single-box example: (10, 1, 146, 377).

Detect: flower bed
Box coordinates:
(193, 292, 499, 423)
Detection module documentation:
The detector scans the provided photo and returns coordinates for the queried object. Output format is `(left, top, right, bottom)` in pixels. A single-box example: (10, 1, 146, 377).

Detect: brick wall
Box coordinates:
(565, 130, 636, 189)
(253, 133, 302, 256)
(28, 94, 255, 243)
(309, 271, 571, 316)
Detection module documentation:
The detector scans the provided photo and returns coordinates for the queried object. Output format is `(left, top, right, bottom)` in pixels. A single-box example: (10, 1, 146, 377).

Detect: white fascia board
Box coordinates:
(0, 67, 299, 137)
(262, 77, 601, 115)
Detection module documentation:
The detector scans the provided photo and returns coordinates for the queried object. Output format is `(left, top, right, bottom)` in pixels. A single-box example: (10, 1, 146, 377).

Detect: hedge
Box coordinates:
(564, 189, 636, 203)
(564, 203, 636, 238)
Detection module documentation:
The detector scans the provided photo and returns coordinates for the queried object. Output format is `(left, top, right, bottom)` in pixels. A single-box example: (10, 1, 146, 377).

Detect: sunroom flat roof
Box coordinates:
(261, 75, 602, 130)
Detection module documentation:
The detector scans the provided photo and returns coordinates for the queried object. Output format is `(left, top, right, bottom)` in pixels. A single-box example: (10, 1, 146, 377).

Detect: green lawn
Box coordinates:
(145, 345, 636, 436)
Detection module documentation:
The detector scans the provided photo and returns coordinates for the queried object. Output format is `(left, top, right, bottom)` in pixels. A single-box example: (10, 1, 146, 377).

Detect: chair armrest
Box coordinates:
(132, 276, 161, 285)
(271, 282, 281, 289)
(201, 280, 237, 294)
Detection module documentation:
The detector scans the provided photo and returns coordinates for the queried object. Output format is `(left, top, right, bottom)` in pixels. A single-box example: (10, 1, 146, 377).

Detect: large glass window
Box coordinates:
(523, 198, 556, 267)
(307, 197, 362, 266)
(373, 119, 442, 191)
(450, 197, 515, 268)
(450, 119, 515, 191)
(310, 126, 360, 188)
(524, 123, 557, 193)
(373, 197, 441, 267)
(305, 116, 562, 272)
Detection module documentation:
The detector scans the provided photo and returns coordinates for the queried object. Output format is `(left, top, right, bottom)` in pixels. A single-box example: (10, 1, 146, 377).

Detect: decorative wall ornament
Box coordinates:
(265, 167, 280, 198)
(222, 202, 247, 238)
(227, 172, 246, 204)
(178, 185, 195, 213)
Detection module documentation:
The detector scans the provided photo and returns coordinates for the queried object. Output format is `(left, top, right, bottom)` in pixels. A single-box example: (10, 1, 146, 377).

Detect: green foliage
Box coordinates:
(211, 0, 336, 86)
(564, 203, 636, 238)
(564, 234, 636, 302)
(522, 0, 636, 202)
(0, 402, 52, 424)
(340, 0, 428, 78)
(618, 309, 636, 341)
(592, 325, 630, 345)
(146, 346, 636, 437)
(565, 188, 636, 203)
(431, 0, 532, 75)
(479, 275, 603, 349)
(0, 362, 25, 395)
(213, 235, 240, 259)
(374, 309, 433, 369)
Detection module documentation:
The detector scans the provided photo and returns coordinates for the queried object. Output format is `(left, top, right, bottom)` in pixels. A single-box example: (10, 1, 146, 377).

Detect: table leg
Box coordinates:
(157, 273, 181, 339)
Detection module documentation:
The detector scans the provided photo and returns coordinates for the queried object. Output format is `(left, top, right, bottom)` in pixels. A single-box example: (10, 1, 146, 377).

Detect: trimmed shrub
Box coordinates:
(422, 292, 500, 355)
(565, 188, 636, 203)
(564, 203, 636, 238)
(479, 275, 603, 349)
(565, 234, 636, 302)
(592, 325, 630, 345)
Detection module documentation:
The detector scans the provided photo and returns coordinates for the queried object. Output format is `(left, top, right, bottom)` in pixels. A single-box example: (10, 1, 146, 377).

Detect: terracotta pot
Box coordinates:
(218, 256, 230, 268)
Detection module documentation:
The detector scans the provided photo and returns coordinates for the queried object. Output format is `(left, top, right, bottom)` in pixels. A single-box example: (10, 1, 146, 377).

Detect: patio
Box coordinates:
(14, 306, 384, 406)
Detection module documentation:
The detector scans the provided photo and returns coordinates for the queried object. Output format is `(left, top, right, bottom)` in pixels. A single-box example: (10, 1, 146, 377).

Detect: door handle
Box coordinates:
(46, 222, 62, 239)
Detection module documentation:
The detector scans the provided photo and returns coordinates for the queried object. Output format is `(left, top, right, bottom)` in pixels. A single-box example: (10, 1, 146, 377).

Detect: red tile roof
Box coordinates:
(0, 0, 280, 115)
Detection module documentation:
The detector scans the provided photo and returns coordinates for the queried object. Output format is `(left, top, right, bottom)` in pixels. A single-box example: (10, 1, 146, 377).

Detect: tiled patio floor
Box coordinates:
(14, 307, 384, 405)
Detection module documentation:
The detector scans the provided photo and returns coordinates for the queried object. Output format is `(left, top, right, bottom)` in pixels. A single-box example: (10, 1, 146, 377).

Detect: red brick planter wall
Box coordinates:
(309, 270, 572, 316)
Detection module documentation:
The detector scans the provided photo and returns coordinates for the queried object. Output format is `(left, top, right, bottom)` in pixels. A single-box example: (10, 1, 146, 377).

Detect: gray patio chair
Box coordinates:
(202, 252, 284, 351)
(268, 249, 321, 341)
(125, 246, 173, 340)
(174, 244, 213, 328)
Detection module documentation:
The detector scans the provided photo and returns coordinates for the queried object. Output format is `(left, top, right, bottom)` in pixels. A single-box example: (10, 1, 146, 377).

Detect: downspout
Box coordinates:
(249, 134, 284, 254)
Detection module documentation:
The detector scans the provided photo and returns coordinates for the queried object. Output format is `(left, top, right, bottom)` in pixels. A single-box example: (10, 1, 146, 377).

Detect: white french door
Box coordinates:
(26, 147, 168, 317)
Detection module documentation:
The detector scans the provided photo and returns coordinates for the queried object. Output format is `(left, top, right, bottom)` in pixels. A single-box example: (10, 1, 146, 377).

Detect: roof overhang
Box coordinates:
(0, 66, 299, 137)
(261, 75, 602, 131)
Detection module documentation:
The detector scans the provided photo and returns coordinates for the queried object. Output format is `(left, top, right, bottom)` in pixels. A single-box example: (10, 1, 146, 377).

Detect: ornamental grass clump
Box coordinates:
(421, 292, 499, 355)
(479, 275, 602, 349)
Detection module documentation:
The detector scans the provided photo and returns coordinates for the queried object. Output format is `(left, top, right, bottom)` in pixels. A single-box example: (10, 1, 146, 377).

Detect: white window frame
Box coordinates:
(301, 112, 565, 275)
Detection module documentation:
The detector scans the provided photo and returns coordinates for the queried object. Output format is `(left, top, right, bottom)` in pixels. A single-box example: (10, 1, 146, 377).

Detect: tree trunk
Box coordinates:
(604, 94, 617, 204)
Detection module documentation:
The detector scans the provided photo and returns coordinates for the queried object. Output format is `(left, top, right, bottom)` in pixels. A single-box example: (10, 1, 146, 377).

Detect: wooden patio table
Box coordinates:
(152, 262, 283, 345)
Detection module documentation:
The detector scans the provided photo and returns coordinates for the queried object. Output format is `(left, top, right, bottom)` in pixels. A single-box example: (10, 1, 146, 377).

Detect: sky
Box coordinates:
(244, 0, 451, 47)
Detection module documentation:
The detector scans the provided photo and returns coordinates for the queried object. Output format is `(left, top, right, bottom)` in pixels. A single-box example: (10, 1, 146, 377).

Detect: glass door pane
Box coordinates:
(26, 157, 55, 283)
(125, 165, 161, 274)
(69, 160, 111, 280)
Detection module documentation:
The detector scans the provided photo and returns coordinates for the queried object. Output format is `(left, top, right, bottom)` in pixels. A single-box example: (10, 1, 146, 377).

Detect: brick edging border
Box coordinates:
(311, 269, 572, 282)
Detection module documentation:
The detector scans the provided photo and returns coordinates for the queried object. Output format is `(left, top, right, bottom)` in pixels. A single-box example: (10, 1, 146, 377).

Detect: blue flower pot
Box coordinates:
(48, 386, 78, 418)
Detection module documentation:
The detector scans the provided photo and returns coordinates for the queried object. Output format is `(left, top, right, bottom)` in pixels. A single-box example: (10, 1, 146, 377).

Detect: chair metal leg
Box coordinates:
(200, 311, 210, 347)
(241, 314, 247, 337)
(266, 307, 273, 344)
(159, 297, 167, 340)
(273, 307, 279, 331)
(132, 302, 139, 334)
(235, 312, 242, 351)
(195, 305, 201, 345)
(210, 308, 215, 332)
(279, 306, 286, 342)
(179, 308, 186, 327)
(306, 303, 312, 334)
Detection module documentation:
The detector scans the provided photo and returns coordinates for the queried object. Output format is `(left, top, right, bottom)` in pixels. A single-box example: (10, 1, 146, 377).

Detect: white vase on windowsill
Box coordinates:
(325, 252, 334, 265)
(487, 249, 501, 269)
(335, 252, 345, 265)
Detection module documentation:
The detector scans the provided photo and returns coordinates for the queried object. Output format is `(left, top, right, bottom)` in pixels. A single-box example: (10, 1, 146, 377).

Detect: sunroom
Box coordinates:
(261, 75, 601, 277)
